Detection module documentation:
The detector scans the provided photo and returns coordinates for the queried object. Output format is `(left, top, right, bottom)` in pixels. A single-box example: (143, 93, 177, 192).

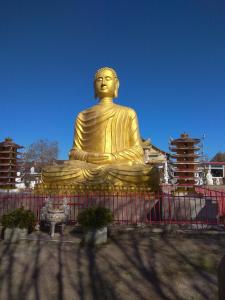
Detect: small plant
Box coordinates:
(1, 208, 36, 232)
(77, 206, 113, 230)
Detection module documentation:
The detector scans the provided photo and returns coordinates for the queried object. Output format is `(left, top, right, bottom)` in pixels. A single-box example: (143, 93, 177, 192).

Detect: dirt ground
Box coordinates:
(0, 226, 225, 300)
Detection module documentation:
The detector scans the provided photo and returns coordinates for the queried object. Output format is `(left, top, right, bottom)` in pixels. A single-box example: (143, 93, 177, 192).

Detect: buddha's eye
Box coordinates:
(106, 76, 111, 81)
(97, 77, 103, 81)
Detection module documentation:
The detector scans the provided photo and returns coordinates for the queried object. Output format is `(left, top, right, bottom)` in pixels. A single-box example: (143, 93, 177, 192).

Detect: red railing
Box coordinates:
(195, 186, 225, 218)
(0, 186, 225, 227)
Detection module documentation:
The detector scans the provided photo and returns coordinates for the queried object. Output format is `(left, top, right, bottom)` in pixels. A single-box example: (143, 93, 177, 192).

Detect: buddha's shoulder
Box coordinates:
(76, 105, 99, 117)
(115, 104, 137, 117)
(76, 104, 137, 119)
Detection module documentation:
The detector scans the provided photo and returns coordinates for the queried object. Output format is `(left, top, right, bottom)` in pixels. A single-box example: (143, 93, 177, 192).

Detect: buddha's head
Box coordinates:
(94, 67, 120, 99)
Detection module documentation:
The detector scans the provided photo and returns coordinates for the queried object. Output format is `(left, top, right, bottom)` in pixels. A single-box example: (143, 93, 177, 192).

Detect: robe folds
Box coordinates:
(71, 103, 144, 163)
(42, 102, 152, 186)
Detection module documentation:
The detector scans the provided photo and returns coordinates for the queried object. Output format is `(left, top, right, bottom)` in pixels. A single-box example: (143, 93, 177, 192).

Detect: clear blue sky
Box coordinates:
(0, 0, 225, 159)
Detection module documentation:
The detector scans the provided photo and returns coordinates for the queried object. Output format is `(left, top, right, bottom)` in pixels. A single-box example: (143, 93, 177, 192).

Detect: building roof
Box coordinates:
(0, 138, 23, 149)
(204, 161, 225, 165)
(141, 138, 168, 155)
(170, 133, 200, 145)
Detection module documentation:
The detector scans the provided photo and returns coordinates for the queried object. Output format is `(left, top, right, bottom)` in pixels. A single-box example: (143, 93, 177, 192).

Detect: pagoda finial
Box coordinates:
(181, 133, 189, 139)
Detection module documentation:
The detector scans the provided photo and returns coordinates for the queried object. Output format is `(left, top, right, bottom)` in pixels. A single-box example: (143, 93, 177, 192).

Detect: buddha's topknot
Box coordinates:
(95, 67, 118, 80)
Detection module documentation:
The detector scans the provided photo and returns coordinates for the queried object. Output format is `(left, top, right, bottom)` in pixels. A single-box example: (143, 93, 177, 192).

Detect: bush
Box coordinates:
(77, 206, 113, 230)
(1, 208, 36, 232)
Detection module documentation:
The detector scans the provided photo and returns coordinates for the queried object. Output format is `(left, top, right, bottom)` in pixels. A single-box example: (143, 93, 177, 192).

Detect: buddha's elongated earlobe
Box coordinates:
(94, 82, 98, 99)
(114, 80, 120, 98)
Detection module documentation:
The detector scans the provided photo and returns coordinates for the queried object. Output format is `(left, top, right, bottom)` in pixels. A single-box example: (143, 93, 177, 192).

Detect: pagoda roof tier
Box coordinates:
(172, 184, 198, 187)
(0, 150, 23, 154)
(0, 168, 18, 171)
(0, 176, 17, 179)
(0, 158, 24, 162)
(0, 138, 23, 149)
(169, 146, 200, 151)
(0, 168, 20, 173)
(0, 171, 20, 174)
(0, 163, 21, 165)
(171, 169, 202, 173)
(170, 161, 200, 165)
(0, 160, 23, 164)
(0, 151, 23, 157)
(170, 140, 199, 145)
(0, 157, 19, 160)
(0, 183, 15, 186)
(0, 170, 18, 173)
(170, 154, 201, 158)
(0, 150, 18, 153)
(171, 161, 201, 165)
(170, 164, 202, 168)
(0, 144, 23, 149)
(173, 176, 200, 179)
(0, 169, 22, 173)
(173, 180, 199, 182)
(170, 165, 202, 170)
(0, 163, 19, 166)
(170, 133, 200, 145)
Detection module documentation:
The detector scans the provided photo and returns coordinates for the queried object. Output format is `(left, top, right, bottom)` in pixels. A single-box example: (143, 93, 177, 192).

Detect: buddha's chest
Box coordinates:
(78, 116, 130, 153)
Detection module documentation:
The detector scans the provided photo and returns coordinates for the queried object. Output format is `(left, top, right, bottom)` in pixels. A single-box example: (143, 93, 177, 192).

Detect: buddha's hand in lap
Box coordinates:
(86, 153, 116, 165)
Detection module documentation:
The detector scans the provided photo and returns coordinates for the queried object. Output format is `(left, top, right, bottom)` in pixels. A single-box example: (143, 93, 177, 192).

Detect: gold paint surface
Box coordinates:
(41, 67, 154, 190)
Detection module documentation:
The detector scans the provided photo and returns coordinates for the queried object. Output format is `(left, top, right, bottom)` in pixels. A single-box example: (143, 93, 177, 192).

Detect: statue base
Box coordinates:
(35, 183, 154, 195)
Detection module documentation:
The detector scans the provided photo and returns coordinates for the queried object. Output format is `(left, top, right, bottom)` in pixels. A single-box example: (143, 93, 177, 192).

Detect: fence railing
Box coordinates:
(195, 185, 225, 218)
(0, 186, 225, 227)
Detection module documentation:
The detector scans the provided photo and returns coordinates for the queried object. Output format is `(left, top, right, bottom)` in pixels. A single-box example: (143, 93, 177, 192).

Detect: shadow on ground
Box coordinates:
(0, 228, 224, 300)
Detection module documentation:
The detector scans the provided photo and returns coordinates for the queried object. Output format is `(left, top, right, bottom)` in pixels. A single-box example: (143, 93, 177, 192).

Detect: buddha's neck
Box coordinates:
(99, 97, 114, 105)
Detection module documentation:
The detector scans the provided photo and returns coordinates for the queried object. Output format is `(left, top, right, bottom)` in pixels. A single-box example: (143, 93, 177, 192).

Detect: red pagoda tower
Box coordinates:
(0, 138, 24, 189)
(169, 133, 201, 191)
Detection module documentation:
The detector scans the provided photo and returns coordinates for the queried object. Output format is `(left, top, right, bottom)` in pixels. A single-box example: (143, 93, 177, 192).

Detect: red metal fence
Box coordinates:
(0, 186, 225, 227)
(195, 186, 225, 219)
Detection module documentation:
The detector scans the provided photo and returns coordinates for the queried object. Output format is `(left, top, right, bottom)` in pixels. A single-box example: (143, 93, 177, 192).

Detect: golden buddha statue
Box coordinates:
(41, 67, 155, 190)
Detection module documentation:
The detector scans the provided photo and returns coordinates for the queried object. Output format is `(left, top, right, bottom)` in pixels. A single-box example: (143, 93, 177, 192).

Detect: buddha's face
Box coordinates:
(94, 69, 119, 99)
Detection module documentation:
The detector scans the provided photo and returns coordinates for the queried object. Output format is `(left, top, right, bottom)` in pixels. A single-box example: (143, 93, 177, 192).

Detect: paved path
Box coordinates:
(0, 227, 224, 300)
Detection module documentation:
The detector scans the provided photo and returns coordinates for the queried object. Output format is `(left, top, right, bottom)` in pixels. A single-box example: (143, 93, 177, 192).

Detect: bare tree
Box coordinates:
(24, 139, 59, 165)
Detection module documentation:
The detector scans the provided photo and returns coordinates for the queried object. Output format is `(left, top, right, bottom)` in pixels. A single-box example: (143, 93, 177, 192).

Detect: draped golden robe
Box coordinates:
(42, 103, 152, 187)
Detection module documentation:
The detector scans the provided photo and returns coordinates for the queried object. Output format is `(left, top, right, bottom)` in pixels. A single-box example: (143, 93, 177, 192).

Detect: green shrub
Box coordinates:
(1, 208, 36, 232)
(77, 206, 113, 230)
